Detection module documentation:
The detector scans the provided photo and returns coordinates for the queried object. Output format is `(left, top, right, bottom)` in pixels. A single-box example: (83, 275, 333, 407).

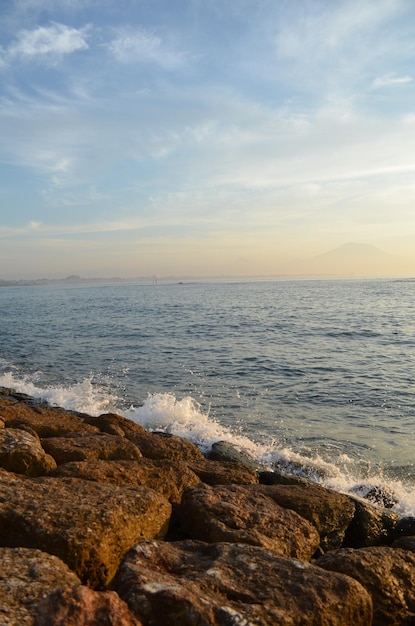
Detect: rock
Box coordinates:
(50, 458, 200, 504)
(0, 546, 80, 626)
(0, 428, 57, 476)
(115, 540, 373, 626)
(0, 395, 99, 437)
(41, 432, 142, 464)
(258, 469, 309, 486)
(393, 536, 415, 553)
(207, 440, 259, 469)
(0, 473, 172, 588)
(318, 546, 415, 626)
(188, 457, 258, 485)
(84, 412, 148, 437)
(343, 498, 400, 548)
(177, 483, 320, 560)
(34, 585, 142, 626)
(126, 430, 205, 462)
(249, 482, 355, 551)
(394, 516, 415, 538)
(365, 485, 399, 509)
(0, 418, 4, 429)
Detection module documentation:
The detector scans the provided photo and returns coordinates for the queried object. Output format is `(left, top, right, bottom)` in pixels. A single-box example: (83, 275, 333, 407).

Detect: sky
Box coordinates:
(1, 0, 415, 279)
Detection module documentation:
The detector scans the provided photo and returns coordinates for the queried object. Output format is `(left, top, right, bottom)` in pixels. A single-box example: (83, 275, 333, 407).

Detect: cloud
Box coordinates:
(107, 28, 185, 68)
(371, 74, 413, 88)
(8, 22, 89, 60)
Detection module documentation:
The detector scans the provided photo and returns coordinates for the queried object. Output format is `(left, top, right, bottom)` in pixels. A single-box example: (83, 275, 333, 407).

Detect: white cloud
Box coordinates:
(8, 22, 89, 60)
(371, 74, 413, 88)
(107, 28, 184, 68)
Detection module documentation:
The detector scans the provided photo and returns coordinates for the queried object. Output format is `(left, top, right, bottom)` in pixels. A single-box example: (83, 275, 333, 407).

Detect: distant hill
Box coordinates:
(307, 242, 405, 276)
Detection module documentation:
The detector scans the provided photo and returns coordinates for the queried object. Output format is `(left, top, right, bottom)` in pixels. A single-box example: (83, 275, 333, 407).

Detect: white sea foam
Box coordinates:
(125, 392, 269, 457)
(1, 369, 414, 515)
(0, 370, 117, 416)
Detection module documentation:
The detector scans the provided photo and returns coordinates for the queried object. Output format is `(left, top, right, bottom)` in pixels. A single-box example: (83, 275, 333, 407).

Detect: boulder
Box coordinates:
(0, 428, 57, 476)
(34, 585, 142, 626)
(249, 482, 355, 551)
(84, 412, 148, 437)
(177, 483, 320, 560)
(126, 430, 205, 462)
(0, 396, 99, 437)
(50, 458, 200, 504)
(0, 473, 172, 588)
(318, 546, 415, 625)
(393, 536, 415, 553)
(343, 498, 400, 548)
(207, 440, 259, 470)
(41, 432, 142, 464)
(394, 516, 415, 538)
(188, 457, 259, 485)
(258, 469, 309, 486)
(0, 546, 80, 626)
(115, 540, 373, 626)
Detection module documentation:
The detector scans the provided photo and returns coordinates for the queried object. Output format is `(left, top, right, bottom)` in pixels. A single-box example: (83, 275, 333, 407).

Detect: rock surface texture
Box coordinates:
(1, 387, 415, 625)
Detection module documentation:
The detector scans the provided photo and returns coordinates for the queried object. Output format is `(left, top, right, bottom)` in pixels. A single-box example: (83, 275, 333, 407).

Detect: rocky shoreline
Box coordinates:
(1, 387, 415, 625)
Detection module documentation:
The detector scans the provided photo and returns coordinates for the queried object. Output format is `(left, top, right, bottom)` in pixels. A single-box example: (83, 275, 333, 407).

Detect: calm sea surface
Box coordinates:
(1, 278, 414, 514)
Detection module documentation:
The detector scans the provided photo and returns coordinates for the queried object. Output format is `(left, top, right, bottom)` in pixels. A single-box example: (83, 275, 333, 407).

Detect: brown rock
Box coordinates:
(318, 546, 415, 625)
(0, 428, 57, 477)
(393, 536, 415, 553)
(188, 457, 259, 485)
(41, 432, 142, 465)
(84, 412, 148, 437)
(50, 458, 200, 504)
(0, 396, 99, 437)
(177, 483, 320, 560)
(34, 585, 142, 626)
(207, 440, 258, 469)
(115, 540, 373, 626)
(0, 473, 172, 588)
(0, 547, 80, 626)
(343, 498, 400, 548)
(126, 430, 205, 462)
(250, 482, 356, 551)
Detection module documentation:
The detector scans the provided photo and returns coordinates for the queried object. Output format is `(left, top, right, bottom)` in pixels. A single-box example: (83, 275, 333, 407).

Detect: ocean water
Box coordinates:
(0, 278, 414, 515)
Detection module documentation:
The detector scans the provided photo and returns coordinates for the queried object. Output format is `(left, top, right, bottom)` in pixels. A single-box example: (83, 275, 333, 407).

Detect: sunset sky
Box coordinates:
(1, 0, 415, 279)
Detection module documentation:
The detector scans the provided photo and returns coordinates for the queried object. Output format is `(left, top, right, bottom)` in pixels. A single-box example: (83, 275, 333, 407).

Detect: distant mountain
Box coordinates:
(308, 242, 405, 276)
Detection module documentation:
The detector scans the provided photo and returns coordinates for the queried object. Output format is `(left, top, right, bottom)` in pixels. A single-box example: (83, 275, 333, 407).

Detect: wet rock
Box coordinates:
(258, 469, 309, 486)
(0, 428, 57, 476)
(34, 585, 142, 626)
(394, 516, 415, 538)
(0, 473, 172, 588)
(115, 540, 373, 626)
(344, 498, 400, 548)
(250, 482, 355, 551)
(41, 432, 142, 464)
(365, 485, 399, 509)
(393, 535, 415, 553)
(84, 412, 149, 438)
(0, 547, 80, 626)
(177, 483, 320, 560)
(0, 395, 99, 437)
(207, 440, 259, 470)
(318, 546, 415, 626)
(50, 458, 200, 504)
(188, 457, 258, 485)
(126, 430, 205, 462)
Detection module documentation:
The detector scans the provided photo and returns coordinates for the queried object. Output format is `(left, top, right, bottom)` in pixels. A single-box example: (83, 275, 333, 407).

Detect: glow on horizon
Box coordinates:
(1, 0, 415, 279)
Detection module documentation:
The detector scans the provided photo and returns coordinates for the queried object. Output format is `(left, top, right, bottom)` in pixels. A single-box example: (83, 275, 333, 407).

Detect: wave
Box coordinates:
(1, 368, 414, 516)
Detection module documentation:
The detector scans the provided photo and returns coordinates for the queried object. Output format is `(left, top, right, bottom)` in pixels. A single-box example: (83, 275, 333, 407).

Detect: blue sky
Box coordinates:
(1, 0, 415, 278)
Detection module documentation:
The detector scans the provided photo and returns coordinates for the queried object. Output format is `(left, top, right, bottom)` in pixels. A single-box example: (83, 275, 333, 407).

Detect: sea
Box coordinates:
(0, 277, 414, 516)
